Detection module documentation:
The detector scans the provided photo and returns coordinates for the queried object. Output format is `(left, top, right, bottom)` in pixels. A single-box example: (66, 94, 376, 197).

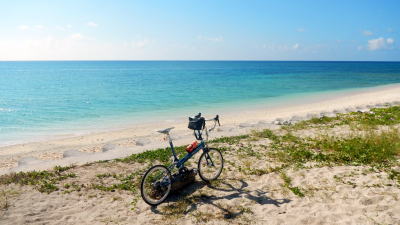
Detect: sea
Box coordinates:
(1, 61, 400, 146)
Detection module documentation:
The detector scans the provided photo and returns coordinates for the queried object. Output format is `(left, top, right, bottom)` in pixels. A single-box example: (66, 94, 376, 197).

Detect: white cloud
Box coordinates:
(34, 25, 45, 30)
(296, 28, 305, 32)
(70, 33, 85, 40)
(17, 25, 30, 30)
(197, 35, 223, 42)
(17, 24, 47, 31)
(367, 37, 395, 50)
(0, 36, 160, 60)
(362, 30, 373, 36)
(129, 39, 150, 48)
(55, 26, 65, 31)
(262, 43, 302, 51)
(56, 24, 72, 31)
(68, 33, 94, 41)
(386, 38, 394, 44)
(87, 21, 98, 27)
(368, 38, 385, 50)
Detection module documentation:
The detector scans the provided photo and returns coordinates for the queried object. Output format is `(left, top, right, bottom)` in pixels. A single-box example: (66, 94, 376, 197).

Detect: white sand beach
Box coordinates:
(0, 84, 400, 225)
(0, 84, 399, 175)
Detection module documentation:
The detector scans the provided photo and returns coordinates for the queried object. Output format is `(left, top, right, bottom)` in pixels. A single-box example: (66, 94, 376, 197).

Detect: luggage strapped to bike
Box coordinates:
(188, 113, 205, 140)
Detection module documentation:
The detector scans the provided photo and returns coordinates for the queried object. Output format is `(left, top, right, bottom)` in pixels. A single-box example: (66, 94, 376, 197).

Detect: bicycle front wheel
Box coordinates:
(140, 165, 172, 206)
(198, 148, 224, 182)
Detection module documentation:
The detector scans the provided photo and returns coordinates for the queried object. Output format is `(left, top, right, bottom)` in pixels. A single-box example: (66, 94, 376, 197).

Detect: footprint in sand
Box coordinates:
(63, 150, 91, 158)
(17, 157, 44, 167)
(359, 196, 384, 206)
(239, 123, 255, 128)
(135, 138, 151, 146)
(101, 143, 116, 152)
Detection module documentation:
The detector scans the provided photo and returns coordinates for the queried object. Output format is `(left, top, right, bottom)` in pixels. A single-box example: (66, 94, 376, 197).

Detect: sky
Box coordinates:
(1, 0, 399, 61)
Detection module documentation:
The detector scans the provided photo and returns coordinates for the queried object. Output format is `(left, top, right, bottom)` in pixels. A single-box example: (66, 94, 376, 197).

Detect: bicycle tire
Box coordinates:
(140, 165, 172, 206)
(198, 148, 224, 182)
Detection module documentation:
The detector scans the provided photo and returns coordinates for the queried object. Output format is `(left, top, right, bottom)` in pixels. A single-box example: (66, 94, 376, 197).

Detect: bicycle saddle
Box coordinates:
(157, 127, 174, 134)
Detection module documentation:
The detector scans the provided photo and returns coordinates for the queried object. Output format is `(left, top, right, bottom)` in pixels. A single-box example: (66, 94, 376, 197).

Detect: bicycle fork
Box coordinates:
(205, 152, 216, 167)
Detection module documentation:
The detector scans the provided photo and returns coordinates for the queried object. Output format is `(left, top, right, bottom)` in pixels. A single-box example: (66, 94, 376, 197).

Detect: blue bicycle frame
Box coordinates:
(167, 139, 206, 170)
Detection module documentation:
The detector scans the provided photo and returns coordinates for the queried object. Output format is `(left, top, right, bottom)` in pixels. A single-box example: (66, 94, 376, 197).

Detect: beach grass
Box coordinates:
(0, 166, 76, 193)
(286, 105, 400, 130)
(116, 146, 187, 164)
(280, 171, 305, 197)
(210, 134, 250, 145)
(263, 128, 400, 167)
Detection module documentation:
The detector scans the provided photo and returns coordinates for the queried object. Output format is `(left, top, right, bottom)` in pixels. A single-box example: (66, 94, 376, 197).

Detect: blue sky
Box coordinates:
(1, 0, 399, 61)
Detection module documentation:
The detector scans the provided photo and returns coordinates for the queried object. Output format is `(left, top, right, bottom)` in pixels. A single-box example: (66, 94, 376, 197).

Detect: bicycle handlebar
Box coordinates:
(204, 114, 220, 133)
(205, 115, 220, 125)
(189, 113, 221, 140)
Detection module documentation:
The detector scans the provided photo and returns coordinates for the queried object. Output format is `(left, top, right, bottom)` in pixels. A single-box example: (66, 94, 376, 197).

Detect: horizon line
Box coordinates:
(1, 60, 400, 63)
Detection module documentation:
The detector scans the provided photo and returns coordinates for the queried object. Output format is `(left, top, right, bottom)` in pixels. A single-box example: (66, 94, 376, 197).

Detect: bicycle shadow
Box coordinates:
(150, 178, 291, 219)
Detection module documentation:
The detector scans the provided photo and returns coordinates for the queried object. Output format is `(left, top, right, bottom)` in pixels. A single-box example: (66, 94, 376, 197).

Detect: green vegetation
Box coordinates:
(0, 166, 76, 193)
(313, 129, 400, 166)
(54, 165, 75, 173)
(38, 181, 59, 193)
(238, 166, 270, 176)
(251, 129, 278, 141)
(210, 134, 250, 145)
(388, 170, 400, 185)
(343, 106, 400, 126)
(280, 172, 305, 197)
(266, 129, 400, 167)
(92, 171, 143, 193)
(286, 106, 400, 130)
(96, 173, 117, 179)
(116, 146, 186, 164)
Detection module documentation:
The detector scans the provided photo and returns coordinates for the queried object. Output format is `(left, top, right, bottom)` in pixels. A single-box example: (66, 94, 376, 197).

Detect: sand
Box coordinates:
(1, 165, 399, 225)
(0, 84, 400, 224)
(1, 115, 400, 224)
(0, 84, 400, 175)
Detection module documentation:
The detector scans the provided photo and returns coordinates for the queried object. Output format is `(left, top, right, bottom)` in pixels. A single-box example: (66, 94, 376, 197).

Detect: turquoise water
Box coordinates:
(1, 61, 400, 145)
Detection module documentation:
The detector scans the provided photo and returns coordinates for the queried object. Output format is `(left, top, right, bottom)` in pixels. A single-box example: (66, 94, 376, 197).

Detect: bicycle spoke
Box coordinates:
(141, 165, 171, 205)
(198, 148, 224, 181)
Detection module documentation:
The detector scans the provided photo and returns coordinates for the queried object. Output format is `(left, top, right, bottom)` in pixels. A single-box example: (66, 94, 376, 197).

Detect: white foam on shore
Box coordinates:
(0, 83, 399, 175)
(0, 84, 398, 148)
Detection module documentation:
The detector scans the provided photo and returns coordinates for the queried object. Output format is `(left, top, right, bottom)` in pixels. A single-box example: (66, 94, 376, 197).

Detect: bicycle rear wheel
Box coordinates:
(140, 165, 172, 206)
(198, 148, 224, 182)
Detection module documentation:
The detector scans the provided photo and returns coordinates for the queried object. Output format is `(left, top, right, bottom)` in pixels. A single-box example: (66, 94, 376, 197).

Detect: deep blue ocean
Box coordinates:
(1, 61, 400, 145)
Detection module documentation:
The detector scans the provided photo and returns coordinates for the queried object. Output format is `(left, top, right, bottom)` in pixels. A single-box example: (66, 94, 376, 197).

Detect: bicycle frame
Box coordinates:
(167, 138, 206, 170)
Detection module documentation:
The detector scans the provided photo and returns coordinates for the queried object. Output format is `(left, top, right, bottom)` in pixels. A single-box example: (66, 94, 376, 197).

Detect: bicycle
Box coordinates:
(140, 113, 224, 206)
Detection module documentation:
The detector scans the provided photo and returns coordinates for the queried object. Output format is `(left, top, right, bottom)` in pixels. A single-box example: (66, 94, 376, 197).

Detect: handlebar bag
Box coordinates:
(188, 117, 205, 130)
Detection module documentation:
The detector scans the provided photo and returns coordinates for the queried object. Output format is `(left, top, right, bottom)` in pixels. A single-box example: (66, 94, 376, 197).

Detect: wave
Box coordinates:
(0, 108, 14, 112)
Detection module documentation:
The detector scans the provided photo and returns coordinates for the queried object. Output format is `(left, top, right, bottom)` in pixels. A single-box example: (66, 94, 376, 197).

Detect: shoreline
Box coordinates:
(0, 83, 399, 174)
(1, 83, 399, 147)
